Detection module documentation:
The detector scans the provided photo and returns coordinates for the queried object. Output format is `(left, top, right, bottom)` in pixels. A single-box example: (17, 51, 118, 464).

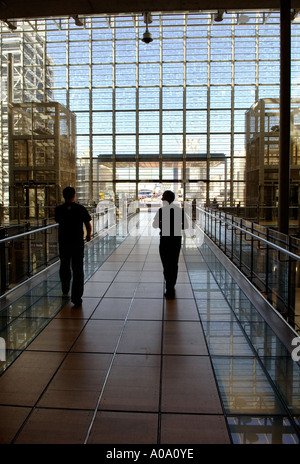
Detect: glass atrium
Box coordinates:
(1, 10, 299, 208)
(1, 7, 300, 446)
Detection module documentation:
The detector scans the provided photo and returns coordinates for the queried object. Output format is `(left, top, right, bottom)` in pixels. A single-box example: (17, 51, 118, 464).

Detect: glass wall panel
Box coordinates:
(0, 10, 298, 213)
(186, 161, 207, 180)
(139, 162, 159, 180)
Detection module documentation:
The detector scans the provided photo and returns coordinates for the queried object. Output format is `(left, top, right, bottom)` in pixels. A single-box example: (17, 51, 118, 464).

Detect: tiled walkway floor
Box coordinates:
(0, 212, 300, 444)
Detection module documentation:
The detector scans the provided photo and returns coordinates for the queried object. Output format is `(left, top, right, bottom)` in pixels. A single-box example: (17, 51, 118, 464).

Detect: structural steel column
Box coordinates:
(278, 0, 291, 235)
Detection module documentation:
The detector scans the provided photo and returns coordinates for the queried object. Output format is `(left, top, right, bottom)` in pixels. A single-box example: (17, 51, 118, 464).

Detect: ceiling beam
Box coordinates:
(1, 0, 300, 21)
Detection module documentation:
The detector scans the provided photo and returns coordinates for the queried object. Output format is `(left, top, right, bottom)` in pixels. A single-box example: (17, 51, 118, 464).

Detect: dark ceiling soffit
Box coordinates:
(1, 0, 300, 20)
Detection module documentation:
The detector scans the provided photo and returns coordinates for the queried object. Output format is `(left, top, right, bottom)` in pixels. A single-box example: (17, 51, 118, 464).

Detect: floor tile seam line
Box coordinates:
(83, 231, 154, 444)
(195, 242, 300, 440)
(10, 347, 75, 444)
(10, 299, 107, 443)
(81, 234, 137, 321)
(1, 236, 127, 372)
(157, 271, 168, 446)
(10, 283, 119, 444)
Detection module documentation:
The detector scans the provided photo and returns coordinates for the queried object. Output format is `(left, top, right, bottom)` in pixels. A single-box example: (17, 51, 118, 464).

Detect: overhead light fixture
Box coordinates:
(291, 9, 300, 21)
(72, 15, 84, 27)
(4, 19, 17, 30)
(142, 12, 153, 44)
(237, 13, 250, 24)
(214, 10, 226, 22)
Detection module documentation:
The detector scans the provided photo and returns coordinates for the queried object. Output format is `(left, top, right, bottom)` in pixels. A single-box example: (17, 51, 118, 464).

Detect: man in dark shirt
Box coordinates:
(55, 186, 92, 307)
(152, 190, 188, 299)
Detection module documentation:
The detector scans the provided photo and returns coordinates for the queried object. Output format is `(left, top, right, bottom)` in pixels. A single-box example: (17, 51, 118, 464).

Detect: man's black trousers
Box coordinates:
(159, 236, 182, 291)
(59, 242, 84, 304)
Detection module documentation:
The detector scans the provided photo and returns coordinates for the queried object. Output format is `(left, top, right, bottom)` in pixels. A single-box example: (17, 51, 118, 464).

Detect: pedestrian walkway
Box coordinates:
(0, 212, 299, 444)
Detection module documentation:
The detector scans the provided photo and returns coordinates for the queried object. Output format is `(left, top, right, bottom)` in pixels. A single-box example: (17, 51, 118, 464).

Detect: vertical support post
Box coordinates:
(7, 53, 13, 211)
(278, 0, 291, 235)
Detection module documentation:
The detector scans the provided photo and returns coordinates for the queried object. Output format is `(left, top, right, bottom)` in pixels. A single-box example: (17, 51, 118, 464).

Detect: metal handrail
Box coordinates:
(0, 223, 58, 243)
(198, 206, 300, 261)
(0, 206, 117, 244)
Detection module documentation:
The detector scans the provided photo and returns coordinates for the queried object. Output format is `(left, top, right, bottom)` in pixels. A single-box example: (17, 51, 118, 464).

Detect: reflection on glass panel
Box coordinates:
(115, 39, 136, 62)
(212, 357, 286, 415)
(202, 320, 254, 356)
(139, 111, 159, 133)
(69, 89, 89, 111)
(162, 161, 183, 179)
(186, 37, 208, 60)
(186, 111, 207, 133)
(76, 112, 90, 134)
(163, 87, 183, 109)
(211, 37, 232, 60)
(93, 135, 113, 155)
(69, 65, 89, 87)
(94, 160, 113, 181)
(228, 416, 299, 444)
(116, 88, 136, 110)
(139, 87, 160, 110)
(210, 110, 231, 133)
(139, 162, 159, 180)
(235, 62, 256, 84)
(163, 62, 183, 85)
(163, 111, 183, 133)
(139, 63, 160, 86)
(186, 181, 206, 203)
(186, 62, 207, 85)
(116, 182, 136, 198)
(93, 112, 113, 134)
(92, 64, 112, 87)
(69, 42, 89, 64)
(210, 86, 231, 109)
(234, 85, 256, 109)
(210, 134, 231, 155)
(116, 112, 136, 134)
(92, 41, 112, 63)
(211, 62, 232, 85)
(76, 135, 90, 156)
(209, 181, 230, 205)
(115, 64, 136, 86)
(186, 135, 207, 154)
(116, 162, 136, 180)
(186, 87, 207, 110)
(92, 89, 113, 110)
(116, 135, 136, 155)
(186, 161, 207, 180)
(162, 134, 183, 155)
(139, 135, 160, 155)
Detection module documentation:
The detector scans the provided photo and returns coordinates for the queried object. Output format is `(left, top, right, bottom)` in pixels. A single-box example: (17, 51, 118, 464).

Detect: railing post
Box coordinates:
(224, 213, 227, 256)
(239, 218, 243, 269)
(250, 222, 254, 282)
(0, 228, 6, 293)
(288, 235, 295, 328)
(265, 228, 269, 302)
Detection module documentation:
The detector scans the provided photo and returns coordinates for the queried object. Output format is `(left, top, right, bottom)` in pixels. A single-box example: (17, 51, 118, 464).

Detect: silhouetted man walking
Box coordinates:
(55, 186, 92, 307)
(153, 190, 188, 299)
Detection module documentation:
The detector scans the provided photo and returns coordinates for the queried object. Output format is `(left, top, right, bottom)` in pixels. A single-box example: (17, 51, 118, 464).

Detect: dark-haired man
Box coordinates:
(55, 186, 92, 307)
(152, 190, 188, 299)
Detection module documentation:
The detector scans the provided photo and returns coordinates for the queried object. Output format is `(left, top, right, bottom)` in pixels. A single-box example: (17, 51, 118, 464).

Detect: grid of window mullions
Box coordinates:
(0, 12, 299, 205)
(51, 14, 286, 204)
